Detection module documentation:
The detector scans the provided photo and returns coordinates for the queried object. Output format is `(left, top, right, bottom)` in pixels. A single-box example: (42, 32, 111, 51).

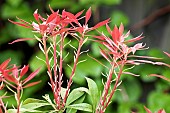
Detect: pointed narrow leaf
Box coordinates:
(33, 9, 39, 22)
(23, 80, 41, 88)
(20, 65, 29, 78)
(144, 106, 152, 113)
(0, 58, 11, 69)
(8, 19, 31, 28)
(164, 51, 170, 58)
(23, 68, 40, 85)
(112, 25, 120, 43)
(93, 18, 110, 29)
(67, 103, 92, 112)
(9, 38, 34, 44)
(46, 13, 58, 24)
(85, 7, 91, 25)
(75, 10, 84, 18)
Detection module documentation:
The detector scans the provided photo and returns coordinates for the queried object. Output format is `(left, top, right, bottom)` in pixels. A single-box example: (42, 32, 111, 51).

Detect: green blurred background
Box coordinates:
(0, 0, 170, 113)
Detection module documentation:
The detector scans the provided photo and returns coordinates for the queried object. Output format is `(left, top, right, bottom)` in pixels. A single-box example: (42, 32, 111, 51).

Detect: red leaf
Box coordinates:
(46, 12, 58, 24)
(158, 109, 166, 113)
(85, 7, 91, 25)
(125, 34, 144, 43)
(39, 24, 48, 33)
(106, 24, 112, 35)
(119, 23, 124, 36)
(93, 18, 110, 29)
(49, 4, 55, 13)
(144, 106, 152, 113)
(9, 38, 34, 44)
(112, 25, 120, 43)
(23, 80, 41, 88)
(149, 74, 170, 82)
(0, 58, 11, 69)
(8, 19, 31, 28)
(20, 65, 29, 78)
(23, 68, 40, 85)
(33, 9, 39, 22)
(75, 9, 84, 18)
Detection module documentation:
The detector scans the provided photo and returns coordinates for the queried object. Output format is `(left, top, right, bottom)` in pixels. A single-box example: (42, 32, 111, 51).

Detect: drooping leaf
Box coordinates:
(67, 103, 92, 112)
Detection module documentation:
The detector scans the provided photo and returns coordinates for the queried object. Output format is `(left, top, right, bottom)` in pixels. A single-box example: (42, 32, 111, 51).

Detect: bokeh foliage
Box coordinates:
(0, 0, 170, 112)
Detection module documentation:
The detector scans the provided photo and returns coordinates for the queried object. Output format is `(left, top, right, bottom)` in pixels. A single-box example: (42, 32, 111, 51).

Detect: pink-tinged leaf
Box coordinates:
(39, 24, 48, 33)
(106, 24, 112, 35)
(23, 68, 40, 85)
(9, 38, 34, 44)
(123, 72, 140, 76)
(16, 17, 31, 26)
(33, 9, 39, 22)
(119, 23, 124, 36)
(112, 25, 120, 43)
(46, 13, 58, 24)
(93, 18, 110, 29)
(100, 49, 111, 62)
(125, 34, 144, 43)
(8, 19, 31, 28)
(0, 58, 11, 69)
(93, 35, 105, 40)
(164, 51, 170, 58)
(12, 65, 18, 78)
(85, 7, 91, 25)
(23, 80, 41, 88)
(128, 55, 162, 60)
(49, 4, 55, 13)
(3, 74, 17, 84)
(52, 28, 69, 36)
(20, 65, 29, 78)
(144, 106, 152, 113)
(75, 9, 84, 18)
(149, 74, 170, 82)
(130, 43, 144, 54)
(158, 109, 166, 113)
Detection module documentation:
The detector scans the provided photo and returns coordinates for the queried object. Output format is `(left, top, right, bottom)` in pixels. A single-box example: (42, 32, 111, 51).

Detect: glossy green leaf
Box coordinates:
(67, 103, 92, 112)
(66, 95, 86, 113)
(86, 77, 99, 111)
(22, 98, 50, 110)
(66, 87, 88, 106)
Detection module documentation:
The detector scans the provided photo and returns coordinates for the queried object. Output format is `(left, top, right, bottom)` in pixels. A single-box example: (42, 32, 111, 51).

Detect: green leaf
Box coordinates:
(67, 103, 92, 112)
(29, 51, 46, 74)
(7, 0, 22, 7)
(22, 98, 50, 110)
(110, 10, 129, 26)
(148, 92, 170, 112)
(66, 95, 86, 113)
(65, 56, 103, 84)
(86, 77, 99, 111)
(66, 87, 88, 106)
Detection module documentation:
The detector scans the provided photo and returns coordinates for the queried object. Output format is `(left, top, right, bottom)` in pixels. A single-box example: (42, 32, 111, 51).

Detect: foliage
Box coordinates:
(0, 0, 170, 113)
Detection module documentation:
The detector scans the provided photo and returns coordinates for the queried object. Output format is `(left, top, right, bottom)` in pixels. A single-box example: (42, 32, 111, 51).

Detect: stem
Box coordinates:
(42, 36, 59, 108)
(101, 64, 115, 106)
(104, 61, 125, 111)
(0, 98, 7, 113)
(16, 85, 21, 113)
(63, 38, 83, 104)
